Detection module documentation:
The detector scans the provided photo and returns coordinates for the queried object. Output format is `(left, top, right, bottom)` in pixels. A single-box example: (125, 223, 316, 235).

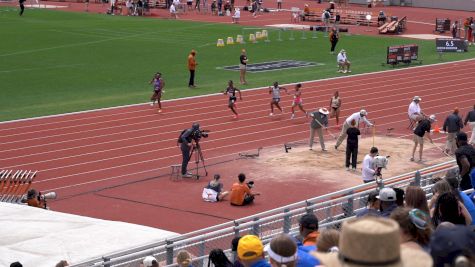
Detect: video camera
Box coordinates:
(247, 181, 254, 189)
(191, 129, 210, 142)
(373, 155, 390, 169)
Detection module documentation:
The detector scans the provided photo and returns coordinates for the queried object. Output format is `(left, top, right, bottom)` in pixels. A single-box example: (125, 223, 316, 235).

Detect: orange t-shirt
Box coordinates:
(229, 182, 251, 205)
(188, 54, 196, 70)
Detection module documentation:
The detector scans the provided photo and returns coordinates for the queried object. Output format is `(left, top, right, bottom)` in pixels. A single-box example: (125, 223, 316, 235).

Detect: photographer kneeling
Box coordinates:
(230, 173, 259, 206)
(23, 189, 56, 209)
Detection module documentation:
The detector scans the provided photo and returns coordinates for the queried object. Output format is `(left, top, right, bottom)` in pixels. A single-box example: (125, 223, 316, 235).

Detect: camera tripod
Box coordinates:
(374, 167, 384, 188)
(188, 142, 208, 179)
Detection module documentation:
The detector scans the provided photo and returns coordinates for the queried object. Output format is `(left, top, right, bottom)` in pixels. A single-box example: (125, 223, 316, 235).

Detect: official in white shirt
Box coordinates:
(337, 49, 351, 73)
(335, 109, 373, 149)
(362, 147, 379, 183)
(232, 7, 240, 23)
(408, 96, 424, 122)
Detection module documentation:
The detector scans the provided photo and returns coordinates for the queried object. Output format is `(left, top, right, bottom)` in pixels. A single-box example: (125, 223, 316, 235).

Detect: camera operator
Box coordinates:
(230, 173, 259, 206)
(24, 189, 47, 209)
(361, 147, 379, 183)
(178, 122, 209, 178)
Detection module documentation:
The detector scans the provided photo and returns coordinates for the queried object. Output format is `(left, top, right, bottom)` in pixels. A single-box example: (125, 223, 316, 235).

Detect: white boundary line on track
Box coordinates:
(1, 58, 474, 125)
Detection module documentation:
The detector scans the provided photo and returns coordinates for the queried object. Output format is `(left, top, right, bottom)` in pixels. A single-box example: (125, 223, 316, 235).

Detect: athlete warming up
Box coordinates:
(223, 80, 242, 119)
(149, 72, 165, 113)
(290, 83, 308, 119)
(269, 81, 288, 116)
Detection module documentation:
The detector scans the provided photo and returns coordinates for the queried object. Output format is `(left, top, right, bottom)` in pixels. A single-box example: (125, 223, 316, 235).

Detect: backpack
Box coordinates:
(177, 129, 187, 144)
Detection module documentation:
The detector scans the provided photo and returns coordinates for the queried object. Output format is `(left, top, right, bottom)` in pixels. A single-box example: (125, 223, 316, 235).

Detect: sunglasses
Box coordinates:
(408, 209, 429, 230)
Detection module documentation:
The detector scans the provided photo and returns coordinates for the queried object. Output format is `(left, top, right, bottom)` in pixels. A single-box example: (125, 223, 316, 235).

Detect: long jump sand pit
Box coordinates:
(232, 135, 451, 191)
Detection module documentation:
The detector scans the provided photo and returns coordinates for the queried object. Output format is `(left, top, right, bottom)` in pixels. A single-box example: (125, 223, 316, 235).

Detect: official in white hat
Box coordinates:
(335, 109, 373, 150)
(309, 107, 330, 151)
(408, 96, 425, 123)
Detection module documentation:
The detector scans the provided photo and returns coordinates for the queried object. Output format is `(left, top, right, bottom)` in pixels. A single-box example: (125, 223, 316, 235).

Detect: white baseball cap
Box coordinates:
(413, 96, 421, 101)
(319, 107, 329, 115)
(360, 109, 368, 116)
(376, 188, 396, 202)
(429, 114, 437, 122)
(143, 256, 158, 267)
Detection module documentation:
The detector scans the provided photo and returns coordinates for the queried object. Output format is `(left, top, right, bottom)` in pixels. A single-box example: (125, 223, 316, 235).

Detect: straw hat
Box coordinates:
(319, 107, 329, 115)
(312, 217, 432, 267)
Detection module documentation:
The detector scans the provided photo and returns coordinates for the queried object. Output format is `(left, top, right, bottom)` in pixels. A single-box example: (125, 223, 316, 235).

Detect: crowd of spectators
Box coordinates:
(135, 174, 475, 267)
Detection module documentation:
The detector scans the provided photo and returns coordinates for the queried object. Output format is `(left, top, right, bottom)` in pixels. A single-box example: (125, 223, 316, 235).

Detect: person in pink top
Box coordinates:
(290, 83, 307, 119)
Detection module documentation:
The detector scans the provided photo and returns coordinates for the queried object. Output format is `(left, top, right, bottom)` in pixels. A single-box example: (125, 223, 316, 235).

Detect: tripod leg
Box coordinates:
(197, 147, 208, 176)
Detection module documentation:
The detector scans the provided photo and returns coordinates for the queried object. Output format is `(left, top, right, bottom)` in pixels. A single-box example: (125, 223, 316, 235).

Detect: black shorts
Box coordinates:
(272, 98, 280, 104)
(228, 96, 236, 108)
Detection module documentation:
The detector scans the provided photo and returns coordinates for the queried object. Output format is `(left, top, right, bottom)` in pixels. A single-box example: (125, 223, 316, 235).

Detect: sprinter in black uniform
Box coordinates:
(223, 80, 242, 119)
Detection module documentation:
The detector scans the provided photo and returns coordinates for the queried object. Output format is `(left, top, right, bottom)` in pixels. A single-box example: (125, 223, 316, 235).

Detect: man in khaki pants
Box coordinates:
(443, 108, 463, 155)
(309, 107, 329, 151)
(464, 104, 475, 145)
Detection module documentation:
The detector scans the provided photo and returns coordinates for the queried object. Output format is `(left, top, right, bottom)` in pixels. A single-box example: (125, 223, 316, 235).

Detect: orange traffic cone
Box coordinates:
(433, 124, 440, 133)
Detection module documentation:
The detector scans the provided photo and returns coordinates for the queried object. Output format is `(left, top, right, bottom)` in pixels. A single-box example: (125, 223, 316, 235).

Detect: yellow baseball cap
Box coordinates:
(237, 235, 263, 261)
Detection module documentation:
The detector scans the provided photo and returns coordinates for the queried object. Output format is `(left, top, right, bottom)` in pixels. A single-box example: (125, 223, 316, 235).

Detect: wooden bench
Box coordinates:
(378, 16, 406, 34)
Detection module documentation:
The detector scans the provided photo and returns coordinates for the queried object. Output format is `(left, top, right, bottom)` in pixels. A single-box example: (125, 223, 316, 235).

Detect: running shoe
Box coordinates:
(347, 70, 352, 73)
(150, 103, 154, 107)
(352, 167, 356, 172)
(269, 113, 274, 116)
(322, 148, 328, 151)
(346, 167, 350, 171)
(158, 109, 162, 113)
(343, 70, 347, 73)
(290, 114, 295, 119)
(234, 114, 239, 119)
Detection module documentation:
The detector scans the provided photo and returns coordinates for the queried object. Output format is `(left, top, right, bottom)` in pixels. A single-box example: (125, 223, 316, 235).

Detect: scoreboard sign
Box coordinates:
(435, 18, 450, 33)
(387, 44, 418, 65)
(436, 38, 468, 52)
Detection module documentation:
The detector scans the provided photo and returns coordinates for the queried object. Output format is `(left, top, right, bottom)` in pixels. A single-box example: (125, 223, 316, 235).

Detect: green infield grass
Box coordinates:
(0, 7, 474, 122)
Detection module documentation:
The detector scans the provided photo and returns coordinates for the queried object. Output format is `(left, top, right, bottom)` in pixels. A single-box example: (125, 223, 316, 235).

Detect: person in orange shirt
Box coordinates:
(188, 49, 197, 88)
(298, 214, 319, 247)
(229, 173, 259, 206)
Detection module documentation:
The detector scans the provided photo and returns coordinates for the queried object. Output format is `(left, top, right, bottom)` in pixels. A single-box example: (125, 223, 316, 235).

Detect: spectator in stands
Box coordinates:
(329, 27, 339, 55)
(211, 0, 217, 15)
(55, 260, 69, 267)
(377, 187, 398, 217)
(407, 96, 425, 123)
(237, 235, 270, 267)
(309, 107, 329, 151)
(209, 249, 233, 267)
(345, 119, 360, 171)
(333, 12, 340, 30)
(390, 207, 432, 252)
(377, 10, 386, 26)
(356, 190, 380, 217)
(443, 108, 463, 155)
(312, 216, 433, 267)
(231, 237, 245, 267)
(265, 234, 298, 267)
(10, 262, 22, 267)
(454, 132, 475, 191)
(430, 225, 475, 267)
(451, 20, 458, 38)
(336, 49, 351, 73)
(445, 175, 475, 225)
(429, 179, 452, 210)
(361, 147, 378, 183)
(410, 114, 436, 162)
(431, 192, 472, 227)
(187, 49, 197, 88)
(186, 0, 193, 11)
(202, 174, 229, 202)
(295, 214, 321, 267)
(316, 229, 339, 253)
(170, 3, 178, 18)
(297, 214, 319, 248)
(229, 173, 259, 206)
(335, 110, 372, 150)
(464, 104, 475, 145)
(405, 186, 430, 215)
(321, 9, 330, 32)
(177, 250, 192, 267)
(232, 8, 240, 23)
(223, 0, 231, 14)
(392, 187, 405, 207)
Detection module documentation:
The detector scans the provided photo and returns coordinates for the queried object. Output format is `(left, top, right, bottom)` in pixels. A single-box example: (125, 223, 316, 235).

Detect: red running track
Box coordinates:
(1, 59, 475, 233)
